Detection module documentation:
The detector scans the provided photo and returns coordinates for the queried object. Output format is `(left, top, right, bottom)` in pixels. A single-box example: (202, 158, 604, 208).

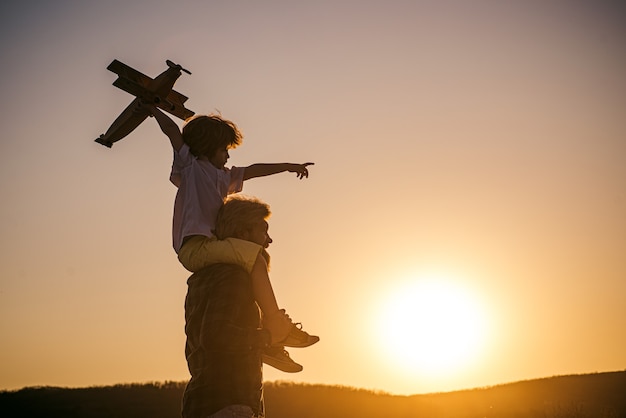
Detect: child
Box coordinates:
(145, 103, 318, 372)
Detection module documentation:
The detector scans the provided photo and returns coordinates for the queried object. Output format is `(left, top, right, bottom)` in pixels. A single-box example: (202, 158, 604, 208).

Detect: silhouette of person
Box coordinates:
(182, 195, 300, 418)
(145, 103, 317, 371)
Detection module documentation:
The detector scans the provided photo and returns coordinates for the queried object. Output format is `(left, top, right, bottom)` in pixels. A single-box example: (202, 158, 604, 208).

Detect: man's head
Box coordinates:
(182, 114, 243, 166)
(215, 195, 272, 248)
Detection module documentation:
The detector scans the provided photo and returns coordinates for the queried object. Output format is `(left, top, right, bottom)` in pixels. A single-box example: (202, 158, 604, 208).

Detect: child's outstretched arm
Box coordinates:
(243, 163, 314, 181)
(143, 103, 184, 152)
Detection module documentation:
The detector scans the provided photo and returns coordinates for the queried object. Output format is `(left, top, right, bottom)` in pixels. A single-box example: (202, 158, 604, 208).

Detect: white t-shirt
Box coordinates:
(170, 144, 245, 253)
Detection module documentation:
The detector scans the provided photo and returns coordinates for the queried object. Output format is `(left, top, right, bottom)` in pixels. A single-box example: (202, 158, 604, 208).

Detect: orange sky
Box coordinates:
(1, 1, 625, 395)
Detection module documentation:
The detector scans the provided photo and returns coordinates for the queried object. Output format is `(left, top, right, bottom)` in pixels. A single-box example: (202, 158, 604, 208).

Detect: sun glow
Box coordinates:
(375, 272, 489, 376)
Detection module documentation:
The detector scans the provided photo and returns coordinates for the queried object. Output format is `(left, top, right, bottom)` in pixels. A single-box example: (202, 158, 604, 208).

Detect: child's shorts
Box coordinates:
(178, 235, 263, 273)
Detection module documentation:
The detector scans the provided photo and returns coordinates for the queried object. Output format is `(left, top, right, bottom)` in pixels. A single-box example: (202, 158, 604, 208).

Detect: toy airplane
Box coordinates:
(95, 59, 195, 148)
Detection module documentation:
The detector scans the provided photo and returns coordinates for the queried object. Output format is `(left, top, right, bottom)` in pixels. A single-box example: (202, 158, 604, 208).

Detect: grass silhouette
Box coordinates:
(1, 371, 625, 417)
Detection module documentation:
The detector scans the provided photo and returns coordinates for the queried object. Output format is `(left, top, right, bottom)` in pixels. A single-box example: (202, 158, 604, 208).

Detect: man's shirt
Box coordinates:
(183, 264, 270, 418)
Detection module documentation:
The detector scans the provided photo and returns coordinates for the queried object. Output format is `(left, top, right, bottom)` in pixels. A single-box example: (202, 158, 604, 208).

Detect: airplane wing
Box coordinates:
(107, 59, 152, 88)
(112, 78, 194, 120)
(112, 77, 151, 99)
(163, 90, 195, 120)
(167, 88, 189, 104)
(160, 103, 195, 120)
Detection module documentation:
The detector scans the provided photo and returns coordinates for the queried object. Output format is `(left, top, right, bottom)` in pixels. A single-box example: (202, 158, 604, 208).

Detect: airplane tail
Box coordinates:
(95, 135, 113, 148)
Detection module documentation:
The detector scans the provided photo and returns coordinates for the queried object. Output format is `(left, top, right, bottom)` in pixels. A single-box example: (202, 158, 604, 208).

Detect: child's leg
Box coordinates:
(178, 236, 261, 273)
(250, 253, 319, 348)
(250, 253, 280, 316)
(250, 253, 292, 343)
(180, 236, 318, 347)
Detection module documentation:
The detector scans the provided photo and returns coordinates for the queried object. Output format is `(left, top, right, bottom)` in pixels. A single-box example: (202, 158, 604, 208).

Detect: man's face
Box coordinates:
(246, 220, 272, 248)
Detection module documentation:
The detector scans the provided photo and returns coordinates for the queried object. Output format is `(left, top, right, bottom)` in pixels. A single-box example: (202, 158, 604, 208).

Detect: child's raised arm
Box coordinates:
(143, 103, 184, 152)
(243, 162, 314, 181)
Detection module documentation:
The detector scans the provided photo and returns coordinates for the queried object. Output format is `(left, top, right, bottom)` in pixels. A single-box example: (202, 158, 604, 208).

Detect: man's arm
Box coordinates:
(243, 162, 314, 181)
(144, 103, 184, 152)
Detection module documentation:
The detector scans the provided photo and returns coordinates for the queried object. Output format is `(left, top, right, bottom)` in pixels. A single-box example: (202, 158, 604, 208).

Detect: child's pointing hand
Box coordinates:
(290, 162, 314, 179)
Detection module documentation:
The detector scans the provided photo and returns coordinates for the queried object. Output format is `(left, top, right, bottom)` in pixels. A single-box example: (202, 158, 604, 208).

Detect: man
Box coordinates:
(182, 196, 300, 418)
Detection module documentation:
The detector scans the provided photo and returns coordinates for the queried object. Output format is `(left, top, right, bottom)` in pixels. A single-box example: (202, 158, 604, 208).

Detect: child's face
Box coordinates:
(209, 147, 229, 169)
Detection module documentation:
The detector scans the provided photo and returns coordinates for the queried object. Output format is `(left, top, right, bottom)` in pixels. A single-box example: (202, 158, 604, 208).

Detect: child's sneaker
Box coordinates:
(264, 309, 319, 348)
(280, 323, 320, 348)
(264, 310, 293, 343)
(263, 346, 303, 373)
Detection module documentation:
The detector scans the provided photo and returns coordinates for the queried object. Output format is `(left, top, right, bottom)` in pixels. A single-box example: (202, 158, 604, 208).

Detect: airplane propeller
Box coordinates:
(166, 59, 191, 75)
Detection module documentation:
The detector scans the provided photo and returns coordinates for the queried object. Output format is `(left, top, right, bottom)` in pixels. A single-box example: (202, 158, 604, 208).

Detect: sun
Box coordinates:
(374, 272, 488, 376)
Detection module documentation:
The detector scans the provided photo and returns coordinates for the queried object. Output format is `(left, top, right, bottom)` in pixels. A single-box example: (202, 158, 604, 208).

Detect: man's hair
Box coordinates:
(215, 195, 271, 241)
(182, 114, 243, 158)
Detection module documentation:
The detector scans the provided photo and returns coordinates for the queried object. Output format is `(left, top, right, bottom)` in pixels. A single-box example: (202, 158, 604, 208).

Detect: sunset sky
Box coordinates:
(1, 1, 624, 396)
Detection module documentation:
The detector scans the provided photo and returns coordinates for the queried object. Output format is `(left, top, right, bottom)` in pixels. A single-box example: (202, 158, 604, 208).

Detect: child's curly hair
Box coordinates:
(181, 114, 243, 158)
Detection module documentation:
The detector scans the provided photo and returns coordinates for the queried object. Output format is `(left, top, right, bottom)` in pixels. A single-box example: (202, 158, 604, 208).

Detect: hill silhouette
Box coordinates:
(1, 371, 624, 417)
